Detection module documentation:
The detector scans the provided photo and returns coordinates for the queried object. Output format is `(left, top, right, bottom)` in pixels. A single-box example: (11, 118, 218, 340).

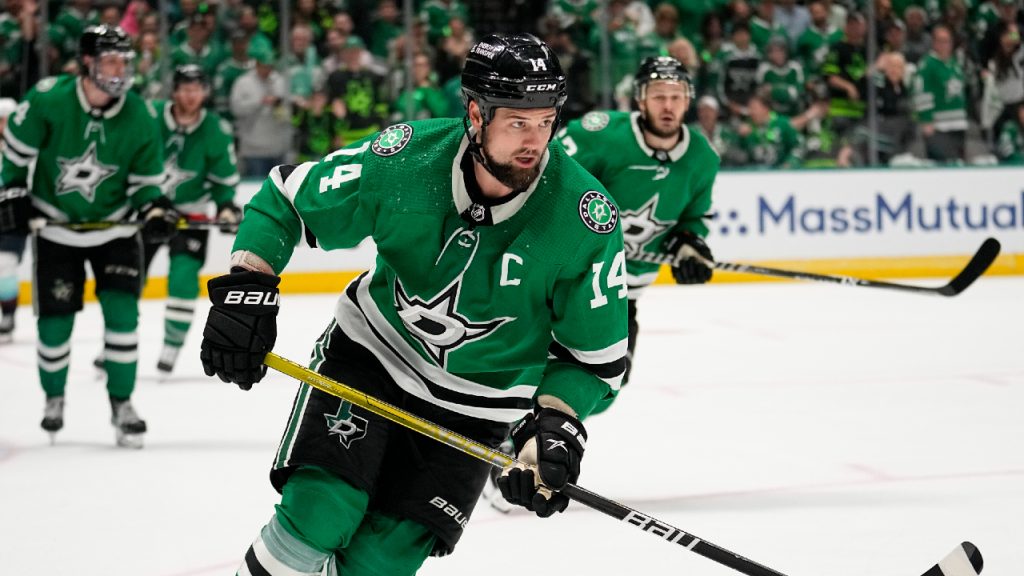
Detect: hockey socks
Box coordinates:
(37, 314, 74, 397)
(98, 291, 139, 398)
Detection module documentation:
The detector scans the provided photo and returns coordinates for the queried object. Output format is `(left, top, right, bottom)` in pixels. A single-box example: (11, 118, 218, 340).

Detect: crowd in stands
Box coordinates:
(2, 0, 1024, 172)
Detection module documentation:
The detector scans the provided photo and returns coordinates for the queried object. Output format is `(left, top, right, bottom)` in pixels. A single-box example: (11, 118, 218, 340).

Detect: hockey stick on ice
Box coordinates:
(263, 352, 983, 576)
(628, 237, 1001, 297)
(43, 219, 236, 231)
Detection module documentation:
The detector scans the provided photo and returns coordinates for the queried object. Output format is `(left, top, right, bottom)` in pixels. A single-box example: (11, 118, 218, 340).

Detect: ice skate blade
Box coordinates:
(115, 430, 144, 449)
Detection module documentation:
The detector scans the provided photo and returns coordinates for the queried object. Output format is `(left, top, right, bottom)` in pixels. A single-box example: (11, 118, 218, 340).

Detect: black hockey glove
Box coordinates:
(662, 230, 714, 284)
(200, 268, 280, 390)
(497, 407, 587, 518)
(140, 197, 181, 244)
(216, 202, 243, 235)
(0, 187, 31, 235)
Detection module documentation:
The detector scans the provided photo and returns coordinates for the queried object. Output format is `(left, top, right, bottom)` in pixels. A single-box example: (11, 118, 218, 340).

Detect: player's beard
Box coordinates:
(642, 111, 682, 139)
(482, 145, 541, 191)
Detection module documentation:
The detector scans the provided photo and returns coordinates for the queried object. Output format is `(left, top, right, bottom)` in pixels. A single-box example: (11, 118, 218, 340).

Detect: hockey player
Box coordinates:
(95, 64, 241, 376)
(200, 33, 628, 575)
(557, 55, 719, 411)
(0, 25, 176, 448)
(0, 97, 22, 344)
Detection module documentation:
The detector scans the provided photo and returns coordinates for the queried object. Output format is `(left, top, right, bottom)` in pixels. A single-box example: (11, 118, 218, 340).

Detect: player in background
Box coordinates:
(199, 33, 627, 575)
(0, 25, 176, 448)
(93, 64, 241, 377)
(0, 97, 22, 344)
(557, 55, 719, 411)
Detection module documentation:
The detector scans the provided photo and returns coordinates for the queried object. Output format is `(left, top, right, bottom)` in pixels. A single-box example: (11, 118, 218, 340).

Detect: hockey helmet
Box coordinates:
(633, 56, 695, 102)
(461, 33, 567, 124)
(173, 64, 209, 91)
(79, 25, 135, 97)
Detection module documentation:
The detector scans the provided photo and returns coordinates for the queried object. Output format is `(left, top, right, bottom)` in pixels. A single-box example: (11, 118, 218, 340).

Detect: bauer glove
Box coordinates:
(201, 268, 280, 390)
(497, 407, 587, 517)
(662, 230, 714, 284)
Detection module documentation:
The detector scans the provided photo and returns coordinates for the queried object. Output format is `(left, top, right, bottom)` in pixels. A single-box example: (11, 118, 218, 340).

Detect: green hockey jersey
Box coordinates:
(236, 118, 628, 422)
(738, 112, 804, 168)
(153, 100, 239, 215)
(558, 111, 719, 298)
(913, 52, 967, 131)
(756, 60, 806, 117)
(1, 75, 165, 247)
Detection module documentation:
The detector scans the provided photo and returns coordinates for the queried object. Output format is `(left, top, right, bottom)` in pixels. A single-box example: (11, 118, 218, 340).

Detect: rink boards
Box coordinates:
(15, 165, 1024, 300)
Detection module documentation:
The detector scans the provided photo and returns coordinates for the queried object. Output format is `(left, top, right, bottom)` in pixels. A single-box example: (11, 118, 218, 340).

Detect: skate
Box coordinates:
(0, 313, 13, 344)
(156, 344, 181, 379)
(110, 397, 147, 449)
(40, 396, 65, 444)
(92, 353, 106, 380)
(481, 437, 515, 513)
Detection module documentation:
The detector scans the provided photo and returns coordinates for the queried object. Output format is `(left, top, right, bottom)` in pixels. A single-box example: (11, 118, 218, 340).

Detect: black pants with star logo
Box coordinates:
(33, 234, 143, 316)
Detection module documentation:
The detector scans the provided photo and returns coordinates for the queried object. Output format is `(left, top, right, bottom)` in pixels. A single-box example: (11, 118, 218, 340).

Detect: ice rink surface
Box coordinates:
(1, 276, 1021, 576)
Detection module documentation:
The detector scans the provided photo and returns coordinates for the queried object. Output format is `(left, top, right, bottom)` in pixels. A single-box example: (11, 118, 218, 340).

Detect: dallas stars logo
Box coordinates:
(161, 152, 197, 199)
(55, 142, 118, 203)
(395, 279, 512, 367)
(325, 401, 368, 448)
(620, 195, 673, 252)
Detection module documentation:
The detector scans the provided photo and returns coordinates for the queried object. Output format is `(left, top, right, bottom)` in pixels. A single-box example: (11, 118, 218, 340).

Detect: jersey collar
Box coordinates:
(164, 102, 206, 134)
(629, 111, 690, 162)
(451, 132, 550, 226)
(76, 77, 126, 118)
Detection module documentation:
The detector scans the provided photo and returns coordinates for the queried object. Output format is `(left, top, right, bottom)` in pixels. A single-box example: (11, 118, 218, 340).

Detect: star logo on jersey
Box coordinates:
(324, 401, 368, 448)
(395, 279, 513, 367)
(626, 164, 671, 181)
(578, 190, 618, 234)
(55, 142, 118, 203)
(620, 195, 674, 252)
(161, 153, 198, 199)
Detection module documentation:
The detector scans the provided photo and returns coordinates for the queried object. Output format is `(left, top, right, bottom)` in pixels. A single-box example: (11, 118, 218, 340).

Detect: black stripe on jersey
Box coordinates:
(3, 131, 35, 156)
(273, 163, 320, 248)
(548, 340, 626, 380)
(167, 304, 194, 313)
(104, 342, 138, 353)
(345, 276, 534, 411)
(38, 349, 70, 363)
(243, 545, 272, 576)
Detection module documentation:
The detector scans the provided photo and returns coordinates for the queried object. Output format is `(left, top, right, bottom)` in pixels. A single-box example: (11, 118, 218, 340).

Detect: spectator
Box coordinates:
(996, 102, 1024, 162)
(790, 81, 856, 167)
(736, 88, 804, 167)
(420, 0, 470, 45)
(750, 0, 790, 52)
(119, 1, 149, 38)
(718, 20, 762, 117)
(775, 0, 811, 47)
(823, 12, 868, 137)
(230, 47, 290, 177)
(544, 23, 594, 121)
(292, 89, 342, 163)
(170, 0, 199, 46)
(872, 0, 900, 43)
(797, 0, 843, 80)
(294, 0, 329, 47)
(238, 5, 274, 58)
(650, 3, 682, 51)
(133, 30, 163, 99)
(697, 13, 726, 99)
(51, 0, 97, 65)
(214, 30, 254, 121)
(873, 52, 917, 164)
(171, 13, 224, 78)
(882, 19, 907, 55)
(391, 52, 449, 122)
(0, 0, 40, 99)
(661, 0, 729, 44)
(913, 24, 968, 162)
(283, 23, 323, 110)
(437, 15, 474, 83)
(369, 0, 403, 60)
(321, 28, 348, 77)
(903, 6, 932, 64)
(983, 24, 1024, 140)
(326, 36, 390, 145)
(98, 4, 122, 26)
(689, 95, 744, 165)
(756, 35, 805, 116)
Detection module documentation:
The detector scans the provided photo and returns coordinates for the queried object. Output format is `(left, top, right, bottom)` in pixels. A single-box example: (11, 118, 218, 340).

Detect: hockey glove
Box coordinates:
(200, 269, 280, 390)
(0, 187, 31, 235)
(496, 407, 587, 517)
(662, 230, 714, 284)
(140, 197, 181, 244)
(216, 202, 243, 235)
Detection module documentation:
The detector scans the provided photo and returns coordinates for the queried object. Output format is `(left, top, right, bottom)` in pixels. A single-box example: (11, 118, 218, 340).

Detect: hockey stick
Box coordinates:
(263, 352, 982, 576)
(626, 237, 1001, 297)
(44, 220, 235, 231)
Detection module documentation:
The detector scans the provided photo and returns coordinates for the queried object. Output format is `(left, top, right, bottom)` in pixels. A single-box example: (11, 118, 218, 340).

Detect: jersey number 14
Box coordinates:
(590, 251, 627, 309)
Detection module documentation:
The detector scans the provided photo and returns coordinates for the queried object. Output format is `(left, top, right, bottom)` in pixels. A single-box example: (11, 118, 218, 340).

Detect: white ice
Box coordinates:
(1, 277, 1021, 576)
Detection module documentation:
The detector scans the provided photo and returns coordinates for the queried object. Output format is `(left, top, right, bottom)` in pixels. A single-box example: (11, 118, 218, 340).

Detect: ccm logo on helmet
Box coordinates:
(224, 290, 279, 306)
(526, 83, 557, 92)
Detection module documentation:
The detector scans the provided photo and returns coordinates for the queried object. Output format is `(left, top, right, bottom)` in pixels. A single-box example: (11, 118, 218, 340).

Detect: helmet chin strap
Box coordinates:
(462, 113, 499, 179)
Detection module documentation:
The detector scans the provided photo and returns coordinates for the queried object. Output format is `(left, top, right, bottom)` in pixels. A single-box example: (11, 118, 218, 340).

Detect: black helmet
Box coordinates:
(633, 56, 695, 101)
(79, 25, 135, 97)
(173, 64, 208, 91)
(461, 33, 567, 124)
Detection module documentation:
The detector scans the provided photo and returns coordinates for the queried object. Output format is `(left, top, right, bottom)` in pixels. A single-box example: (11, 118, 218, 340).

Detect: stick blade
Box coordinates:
(920, 542, 984, 576)
(938, 238, 1001, 297)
